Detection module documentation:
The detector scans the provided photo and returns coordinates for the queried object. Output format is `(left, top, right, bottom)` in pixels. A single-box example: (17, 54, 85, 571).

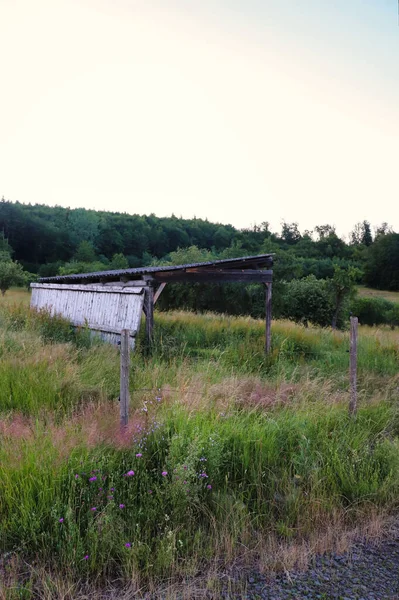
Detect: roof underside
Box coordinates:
(39, 254, 273, 284)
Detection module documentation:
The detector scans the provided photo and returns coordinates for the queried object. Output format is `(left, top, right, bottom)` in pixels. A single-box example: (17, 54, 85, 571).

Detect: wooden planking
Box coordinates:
(30, 284, 145, 348)
(31, 283, 144, 294)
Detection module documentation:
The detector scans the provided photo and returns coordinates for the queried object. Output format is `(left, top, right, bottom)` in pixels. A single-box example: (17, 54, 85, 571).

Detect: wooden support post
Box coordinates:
(154, 282, 167, 305)
(144, 286, 154, 351)
(265, 282, 272, 354)
(349, 316, 358, 417)
(120, 329, 130, 429)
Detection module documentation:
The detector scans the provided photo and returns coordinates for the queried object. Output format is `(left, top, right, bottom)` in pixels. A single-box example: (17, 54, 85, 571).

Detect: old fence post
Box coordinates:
(144, 285, 154, 353)
(265, 282, 272, 354)
(120, 329, 130, 429)
(349, 316, 358, 417)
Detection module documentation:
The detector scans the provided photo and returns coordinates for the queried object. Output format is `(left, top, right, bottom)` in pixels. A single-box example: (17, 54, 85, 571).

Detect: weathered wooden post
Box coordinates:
(349, 316, 358, 416)
(144, 285, 154, 352)
(120, 329, 130, 428)
(265, 282, 272, 354)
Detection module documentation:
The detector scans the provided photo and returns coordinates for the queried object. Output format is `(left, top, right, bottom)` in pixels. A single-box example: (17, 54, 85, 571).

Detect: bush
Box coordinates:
(279, 276, 336, 328)
(350, 297, 399, 327)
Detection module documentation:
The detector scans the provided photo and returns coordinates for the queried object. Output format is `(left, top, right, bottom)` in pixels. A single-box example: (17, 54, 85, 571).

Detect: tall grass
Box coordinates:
(0, 291, 398, 595)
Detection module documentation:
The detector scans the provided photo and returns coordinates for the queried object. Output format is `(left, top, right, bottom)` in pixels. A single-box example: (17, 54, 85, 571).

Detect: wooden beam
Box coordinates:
(154, 282, 167, 305)
(349, 316, 358, 417)
(144, 286, 154, 350)
(120, 329, 130, 429)
(265, 282, 272, 354)
(151, 269, 273, 283)
(31, 283, 144, 294)
(101, 279, 150, 287)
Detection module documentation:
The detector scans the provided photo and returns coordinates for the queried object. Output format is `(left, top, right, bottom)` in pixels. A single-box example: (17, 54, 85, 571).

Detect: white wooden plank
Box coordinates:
(29, 284, 145, 348)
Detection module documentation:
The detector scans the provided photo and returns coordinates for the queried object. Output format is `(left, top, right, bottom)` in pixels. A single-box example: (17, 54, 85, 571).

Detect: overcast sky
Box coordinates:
(1, 0, 398, 238)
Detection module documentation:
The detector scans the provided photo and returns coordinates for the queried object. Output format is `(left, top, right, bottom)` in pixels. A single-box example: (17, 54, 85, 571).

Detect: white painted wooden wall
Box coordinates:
(30, 283, 145, 348)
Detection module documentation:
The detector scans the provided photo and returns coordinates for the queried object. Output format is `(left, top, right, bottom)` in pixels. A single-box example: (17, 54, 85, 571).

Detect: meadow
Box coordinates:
(357, 285, 399, 304)
(0, 289, 398, 599)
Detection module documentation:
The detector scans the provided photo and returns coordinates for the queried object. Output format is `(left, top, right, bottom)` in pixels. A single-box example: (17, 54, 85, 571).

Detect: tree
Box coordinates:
(279, 276, 335, 328)
(74, 241, 96, 263)
(0, 258, 27, 295)
(364, 233, 399, 290)
(281, 222, 301, 245)
(330, 266, 361, 329)
(0, 232, 13, 257)
(374, 222, 393, 238)
(315, 224, 336, 240)
(110, 253, 129, 270)
(350, 221, 372, 246)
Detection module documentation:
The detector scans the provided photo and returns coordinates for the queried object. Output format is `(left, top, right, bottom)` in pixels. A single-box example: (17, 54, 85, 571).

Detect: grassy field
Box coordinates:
(357, 285, 399, 304)
(0, 289, 398, 598)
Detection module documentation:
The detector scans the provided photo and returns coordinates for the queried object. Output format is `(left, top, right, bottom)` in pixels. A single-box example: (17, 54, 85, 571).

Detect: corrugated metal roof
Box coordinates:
(39, 253, 273, 284)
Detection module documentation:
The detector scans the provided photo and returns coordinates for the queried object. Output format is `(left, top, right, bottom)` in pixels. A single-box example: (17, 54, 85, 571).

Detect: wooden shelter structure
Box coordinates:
(31, 253, 274, 352)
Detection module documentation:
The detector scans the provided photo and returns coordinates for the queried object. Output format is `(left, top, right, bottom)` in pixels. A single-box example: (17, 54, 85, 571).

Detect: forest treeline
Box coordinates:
(1, 199, 398, 326)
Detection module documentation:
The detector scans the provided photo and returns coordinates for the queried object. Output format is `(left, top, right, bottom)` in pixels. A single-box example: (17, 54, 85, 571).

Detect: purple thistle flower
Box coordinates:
(125, 542, 131, 548)
(125, 470, 135, 477)
(83, 555, 89, 560)
(90, 507, 97, 512)
(136, 453, 142, 458)
(119, 504, 125, 509)
(200, 473, 208, 478)
(110, 487, 115, 491)
(75, 474, 79, 479)
(207, 484, 212, 490)
(89, 476, 97, 482)
(162, 471, 168, 477)
(58, 518, 64, 523)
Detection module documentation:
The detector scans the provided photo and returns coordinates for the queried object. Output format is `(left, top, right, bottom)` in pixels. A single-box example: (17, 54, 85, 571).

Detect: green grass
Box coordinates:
(0, 289, 398, 596)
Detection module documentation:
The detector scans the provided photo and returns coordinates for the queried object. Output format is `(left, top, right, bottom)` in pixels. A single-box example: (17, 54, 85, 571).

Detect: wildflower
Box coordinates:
(183, 465, 187, 470)
(119, 504, 125, 509)
(98, 487, 103, 491)
(83, 555, 89, 560)
(148, 490, 153, 494)
(58, 518, 64, 523)
(136, 453, 142, 458)
(162, 471, 168, 477)
(207, 484, 212, 490)
(107, 495, 113, 500)
(125, 542, 131, 548)
(89, 476, 97, 482)
(90, 507, 97, 512)
(200, 472, 208, 478)
(110, 487, 115, 491)
(125, 470, 135, 477)
(183, 481, 187, 485)
(75, 474, 79, 479)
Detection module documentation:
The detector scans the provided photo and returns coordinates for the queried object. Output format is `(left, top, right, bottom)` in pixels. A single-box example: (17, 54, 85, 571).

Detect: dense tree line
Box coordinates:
(1, 198, 391, 274)
(1, 199, 398, 326)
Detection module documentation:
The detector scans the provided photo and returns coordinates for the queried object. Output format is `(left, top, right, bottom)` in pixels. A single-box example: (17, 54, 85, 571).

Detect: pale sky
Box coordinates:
(1, 0, 398, 238)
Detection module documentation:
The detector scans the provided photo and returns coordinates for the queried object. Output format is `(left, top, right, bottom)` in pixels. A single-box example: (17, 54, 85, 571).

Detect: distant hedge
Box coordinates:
(351, 297, 399, 327)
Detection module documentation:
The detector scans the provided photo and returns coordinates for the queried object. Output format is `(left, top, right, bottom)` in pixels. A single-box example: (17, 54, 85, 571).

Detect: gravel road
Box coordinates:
(224, 528, 399, 600)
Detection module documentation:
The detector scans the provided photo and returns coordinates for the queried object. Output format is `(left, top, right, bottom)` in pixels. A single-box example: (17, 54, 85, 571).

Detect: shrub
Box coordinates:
(350, 297, 399, 327)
